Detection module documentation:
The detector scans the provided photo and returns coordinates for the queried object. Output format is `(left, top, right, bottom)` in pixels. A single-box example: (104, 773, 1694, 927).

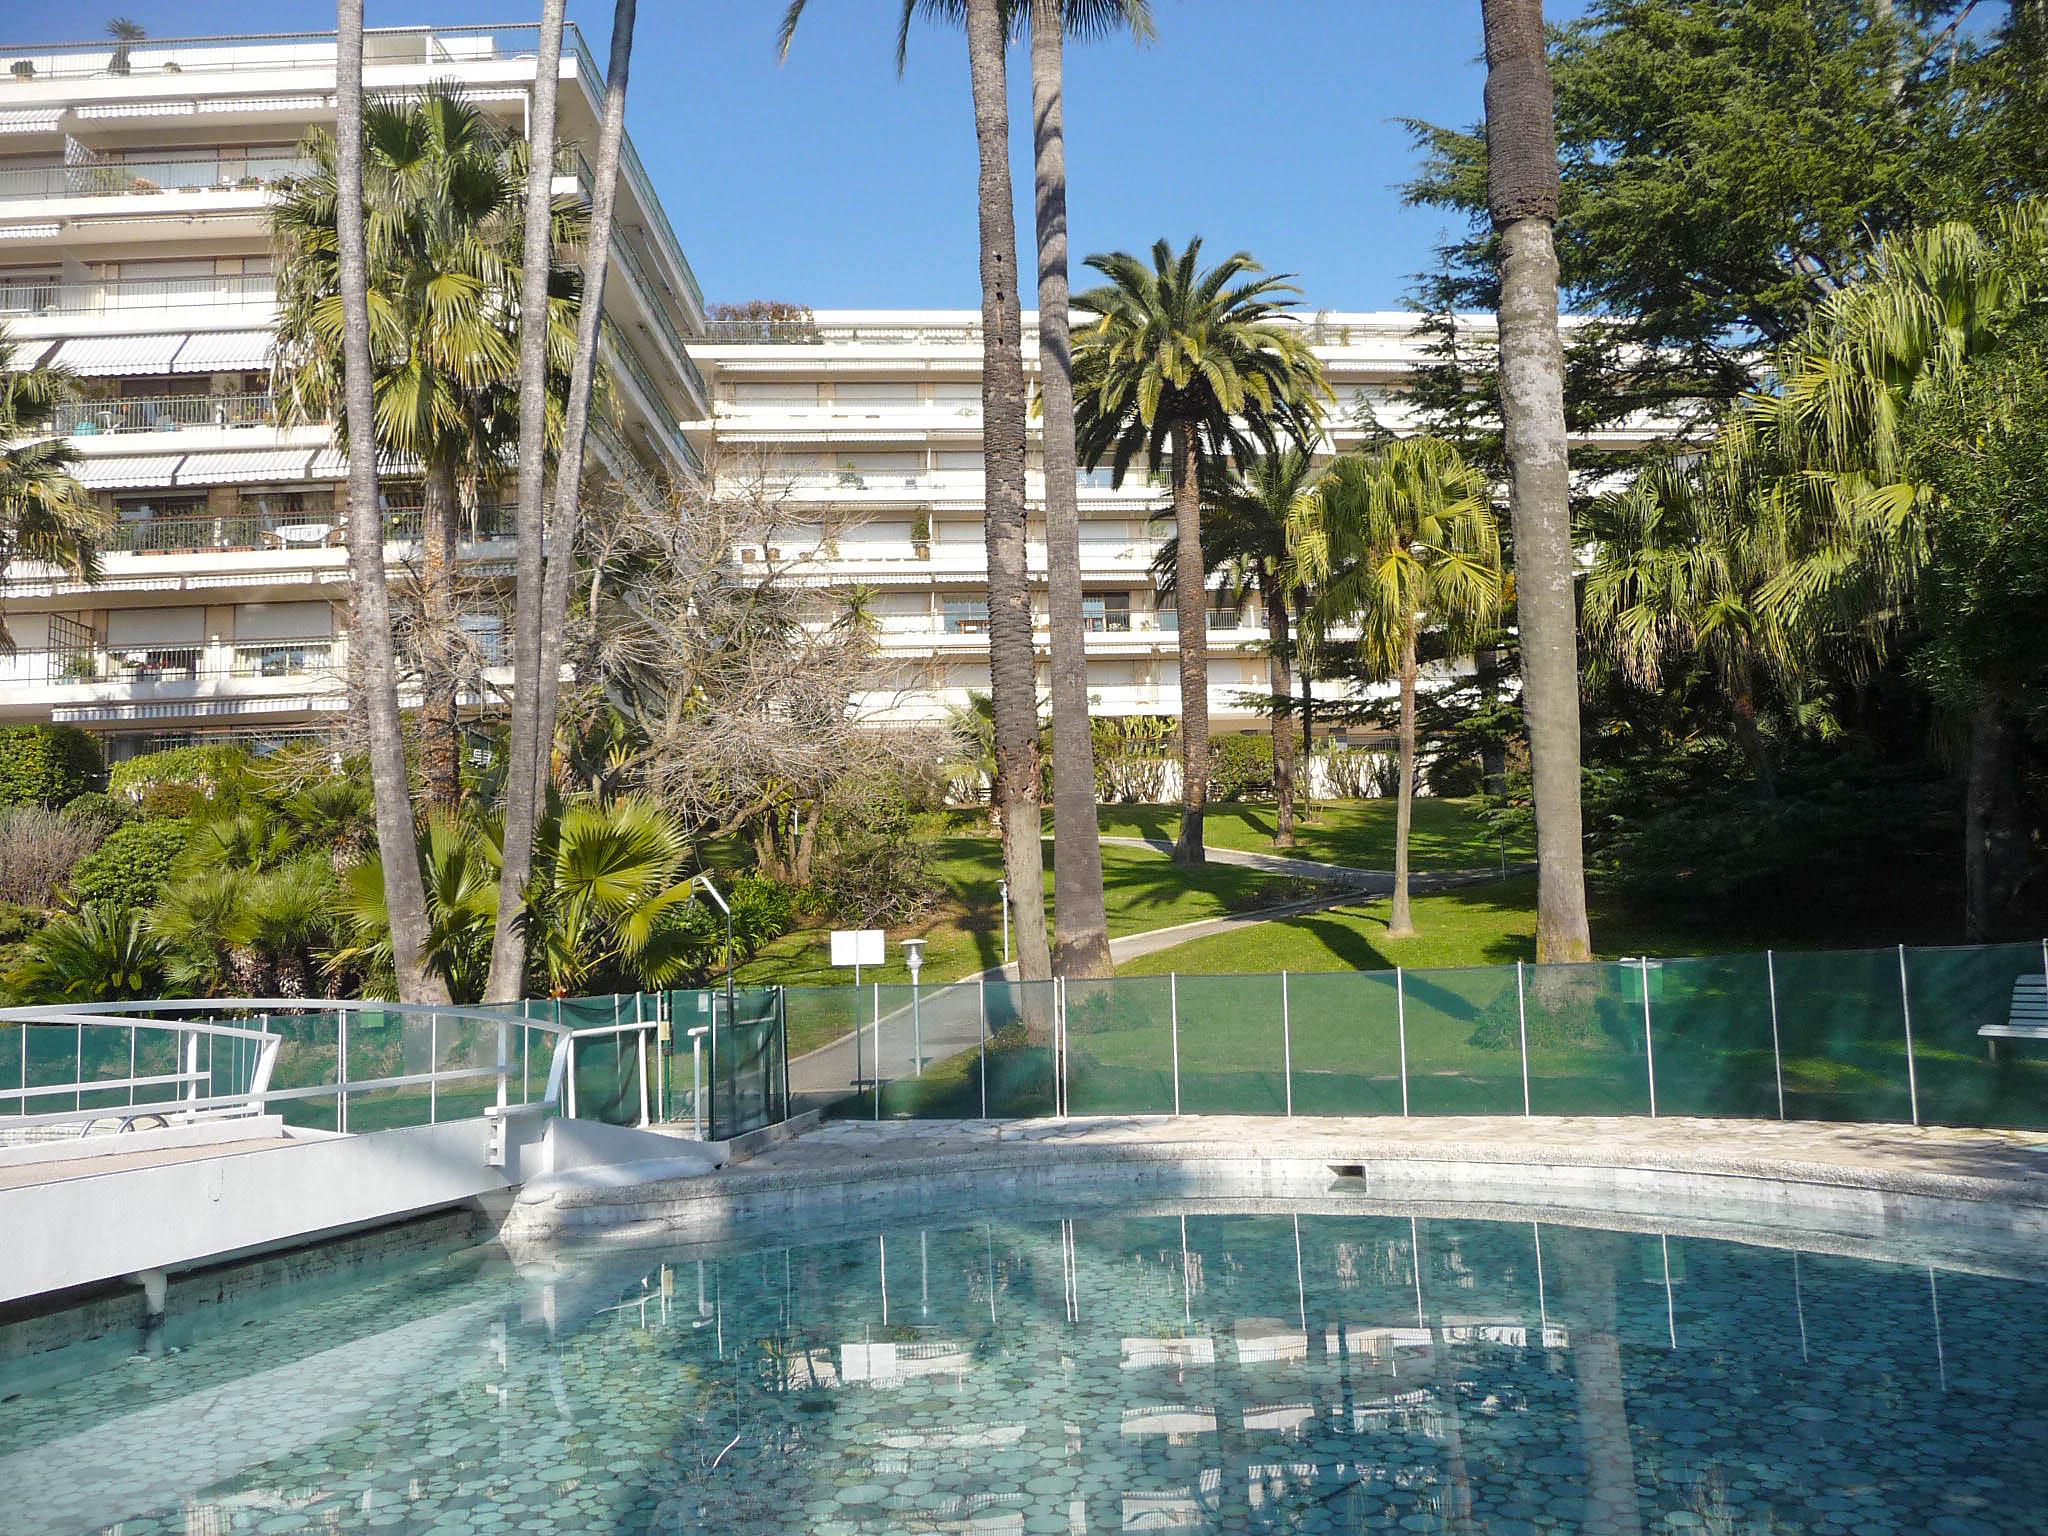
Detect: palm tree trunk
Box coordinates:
(1170, 418, 1209, 865)
(486, 0, 568, 1004)
(1297, 611, 1316, 822)
(419, 455, 462, 809)
(1965, 694, 2026, 941)
(966, 0, 1052, 982)
(1030, 2, 1111, 979)
(334, 0, 446, 1006)
(531, 0, 637, 815)
(1266, 583, 1297, 849)
(1389, 621, 1419, 938)
(1483, 0, 1593, 963)
(1729, 657, 1776, 798)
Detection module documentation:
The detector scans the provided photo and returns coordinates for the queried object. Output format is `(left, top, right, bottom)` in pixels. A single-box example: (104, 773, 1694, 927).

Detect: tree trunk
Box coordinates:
(530, 0, 637, 815)
(1484, 0, 1593, 963)
(1297, 612, 1316, 821)
(1170, 418, 1209, 865)
(1729, 657, 1776, 798)
(1031, 4, 1112, 979)
(1965, 694, 2028, 941)
(418, 455, 462, 809)
(486, 0, 568, 1003)
(1555, 1234, 1644, 1536)
(1266, 583, 1297, 849)
(966, 0, 1052, 982)
(1389, 622, 1419, 938)
(334, 0, 446, 1006)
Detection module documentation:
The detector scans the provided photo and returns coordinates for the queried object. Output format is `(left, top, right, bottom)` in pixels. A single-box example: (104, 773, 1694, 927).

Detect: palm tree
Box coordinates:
(1165, 446, 1319, 848)
(1295, 439, 1503, 936)
(1073, 237, 1328, 864)
(1481, 0, 1593, 962)
(5, 904, 170, 1004)
(1, 326, 104, 646)
(331, 0, 445, 1005)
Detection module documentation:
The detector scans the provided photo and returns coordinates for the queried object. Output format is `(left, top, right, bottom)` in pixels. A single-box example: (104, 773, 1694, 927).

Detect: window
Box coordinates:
(1082, 594, 1131, 633)
(833, 381, 920, 405)
(731, 381, 820, 406)
(942, 597, 989, 634)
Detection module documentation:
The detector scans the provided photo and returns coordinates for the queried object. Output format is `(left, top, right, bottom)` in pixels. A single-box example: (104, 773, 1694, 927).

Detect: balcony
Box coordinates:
(92, 503, 512, 556)
(1, 637, 336, 688)
(56, 391, 277, 436)
(0, 24, 587, 83)
(0, 272, 273, 318)
(0, 152, 309, 202)
(606, 234, 708, 408)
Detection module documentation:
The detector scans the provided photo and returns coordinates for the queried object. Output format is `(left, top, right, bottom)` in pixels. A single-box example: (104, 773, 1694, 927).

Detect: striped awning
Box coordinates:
(306, 447, 423, 481)
(175, 449, 316, 486)
(199, 95, 330, 115)
(169, 330, 272, 374)
(0, 109, 64, 135)
(71, 453, 185, 490)
(48, 333, 186, 377)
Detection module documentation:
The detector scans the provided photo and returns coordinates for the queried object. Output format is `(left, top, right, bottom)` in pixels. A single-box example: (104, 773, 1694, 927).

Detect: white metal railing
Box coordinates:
(56, 392, 277, 436)
(0, 998, 574, 1141)
(0, 272, 274, 317)
(0, 154, 310, 201)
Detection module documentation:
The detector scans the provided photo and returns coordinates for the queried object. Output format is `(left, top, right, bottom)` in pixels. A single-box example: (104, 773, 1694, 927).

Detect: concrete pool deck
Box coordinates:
(502, 1115, 2048, 1266)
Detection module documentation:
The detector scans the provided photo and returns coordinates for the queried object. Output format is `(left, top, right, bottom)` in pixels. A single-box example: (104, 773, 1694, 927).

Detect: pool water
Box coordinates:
(5, 1206, 2047, 1535)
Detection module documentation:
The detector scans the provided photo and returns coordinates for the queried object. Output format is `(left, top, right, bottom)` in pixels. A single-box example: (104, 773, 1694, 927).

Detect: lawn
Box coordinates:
(1096, 796, 1528, 871)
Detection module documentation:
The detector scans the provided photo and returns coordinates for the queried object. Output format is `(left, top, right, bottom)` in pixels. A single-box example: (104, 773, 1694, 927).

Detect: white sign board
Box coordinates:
(830, 929, 886, 968)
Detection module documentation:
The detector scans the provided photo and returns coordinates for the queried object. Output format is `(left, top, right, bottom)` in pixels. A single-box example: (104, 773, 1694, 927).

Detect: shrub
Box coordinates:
(60, 790, 139, 836)
(1317, 748, 1399, 799)
(0, 806, 105, 908)
(68, 819, 191, 911)
(1208, 733, 1274, 801)
(3, 903, 171, 1004)
(1424, 753, 1484, 798)
(0, 726, 105, 809)
(137, 781, 209, 820)
(109, 743, 254, 801)
(729, 873, 797, 957)
(809, 785, 940, 927)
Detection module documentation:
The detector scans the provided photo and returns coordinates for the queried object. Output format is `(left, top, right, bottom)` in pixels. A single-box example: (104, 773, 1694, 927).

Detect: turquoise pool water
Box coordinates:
(4, 1206, 2046, 1534)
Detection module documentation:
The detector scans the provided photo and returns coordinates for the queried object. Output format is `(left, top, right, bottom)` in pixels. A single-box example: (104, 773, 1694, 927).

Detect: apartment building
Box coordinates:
(0, 24, 707, 761)
(692, 309, 1653, 733)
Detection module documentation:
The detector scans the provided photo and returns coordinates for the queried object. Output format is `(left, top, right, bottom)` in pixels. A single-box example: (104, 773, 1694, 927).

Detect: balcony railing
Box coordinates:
(0, 272, 274, 318)
(607, 236, 708, 405)
(0, 23, 586, 83)
(57, 392, 277, 436)
(0, 154, 310, 202)
(2, 640, 334, 686)
(698, 315, 1403, 348)
(91, 503, 512, 555)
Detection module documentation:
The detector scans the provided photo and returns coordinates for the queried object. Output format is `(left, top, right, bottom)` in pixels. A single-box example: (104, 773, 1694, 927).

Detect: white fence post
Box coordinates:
(1898, 943, 1920, 1127)
(336, 1010, 349, 1133)
(1516, 961, 1531, 1117)
(1767, 949, 1785, 1120)
(1396, 967, 1409, 1117)
(1281, 970, 1293, 1117)
(1169, 972, 1181, 1117)
(428, 1012, 439, 1125)
(1640, 958, 1657, 1118)
(978, 976, 989, 1120)
(872, 981, 881, 1122)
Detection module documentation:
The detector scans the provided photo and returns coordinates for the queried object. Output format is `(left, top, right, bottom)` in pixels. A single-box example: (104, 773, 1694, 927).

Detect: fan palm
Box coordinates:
(1482, 0, 1593, 962)
(1295, 438, 1503, 936)
(1073, 237, 1328, 863)
(1161, 446, 1320, 848)
(6, 904, 170, 1004)
(0, 326, 104, 647)
(332, 811, 499, 1002)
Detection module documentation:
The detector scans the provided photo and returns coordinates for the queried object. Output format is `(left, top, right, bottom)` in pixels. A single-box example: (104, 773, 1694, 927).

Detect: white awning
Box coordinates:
(175, 449, 315, 486)
(73, 102, 198, 120)
(199, 95, 330, 115)
(72, 453, 185, 489)
(0, 109, 64, 135)
(170, 331, 271, 374)
(306, 447, 422, 481)
(48, 333, 187, 377)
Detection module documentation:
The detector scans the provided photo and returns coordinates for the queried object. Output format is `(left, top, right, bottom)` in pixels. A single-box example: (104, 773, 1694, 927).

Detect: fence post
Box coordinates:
(1396, 966, 1409, 1117)
(1516, 961, 1531, 1117)
(872, 981, 881, 1123)
(428, 1011, 438, 1125)
(1169, 972, 1182, 1117)
(337, 1010, 349, 1133)
(1767, 949, 1785, 1120)
(636, 994, 651, 1128)
(978, 976, 989, 1120)
(1056, 977, 1068, 1118)
(779, 988, 791, 1125)
(1898, 943, 1920, 1127)
(1281, 970, 1293, 1118)
(1640, 958, 1657, 1118)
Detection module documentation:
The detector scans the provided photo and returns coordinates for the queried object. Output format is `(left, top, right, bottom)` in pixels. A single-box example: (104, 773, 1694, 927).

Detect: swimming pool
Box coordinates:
(5, 1204, 2045, 1535)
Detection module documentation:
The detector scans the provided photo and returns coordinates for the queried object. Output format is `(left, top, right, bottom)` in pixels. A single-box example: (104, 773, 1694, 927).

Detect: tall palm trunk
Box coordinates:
(1483, 0, 1592, 962)
(1030, 1, 1111, 977)
(486, 0, 568, 1003)
(531, 0, 637, 815)
(1265, 584, 1296, 848)
(335, 0, 446, 1005)
(419, 455, 462, 808)
(1169, 419, 1208, 865)
(1297, 608, 1316, 821)
(1389, 620, 1419, 937)
(966, 0, 1052, 981)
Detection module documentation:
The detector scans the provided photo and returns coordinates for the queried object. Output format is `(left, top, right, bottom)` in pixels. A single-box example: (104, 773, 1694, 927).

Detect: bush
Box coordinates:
(1425, 753, 1484, 798)
(3, 903, 171, 1004)
(1318, 748, 1399, 799)
(137, 781, 209, 820)
(68, 819, 191, 912)
(1208, 733, 1274, 801)
(809, 782, 940, 927)
(0, 806, 105, 908)
(729, 873, 797, 956)
(109, 743, 254, 801)
(0, 726, 105, 809)
(60, 790, 139, 836)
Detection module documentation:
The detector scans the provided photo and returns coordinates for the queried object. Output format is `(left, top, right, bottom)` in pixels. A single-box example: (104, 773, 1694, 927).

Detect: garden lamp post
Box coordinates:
(903, 937, 926, 1076)
(998, 878, 1011, 969)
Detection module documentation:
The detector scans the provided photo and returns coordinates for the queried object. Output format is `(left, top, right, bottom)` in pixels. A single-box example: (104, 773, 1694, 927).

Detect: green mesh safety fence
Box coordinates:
(781, 983, 870, 1114)
(1175, 973, 1288, 1115)
(1769, 947, 1914, 1123)
(711, 988, 787, 1138)
(982, 980, 1058, 1119)
(1398, 964, 1529, 1115)
(1643, 953, 1782, 1119)
(559, 994, 643, 1127)
(1904, 941, 2048, 1129)
(1523, 962, 1653, 1116)
(1287, 970, 1405, 1116)
(1064, 975, 1175, 1116)
(877, 980, 985, 1119)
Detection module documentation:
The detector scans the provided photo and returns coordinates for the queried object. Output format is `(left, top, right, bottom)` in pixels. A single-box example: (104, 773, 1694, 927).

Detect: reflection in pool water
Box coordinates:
(4, 1208, 2046, 1534)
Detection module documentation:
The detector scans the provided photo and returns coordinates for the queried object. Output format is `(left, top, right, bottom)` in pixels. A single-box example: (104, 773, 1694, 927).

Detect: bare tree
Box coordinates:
(333, 0, 446, 1004)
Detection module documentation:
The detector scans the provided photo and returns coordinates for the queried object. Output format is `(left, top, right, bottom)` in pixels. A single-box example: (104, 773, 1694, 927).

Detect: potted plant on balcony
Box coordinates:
(836, 460, 863, 489)
(9, 61, 33, 80)
(911, 511, 932, 561)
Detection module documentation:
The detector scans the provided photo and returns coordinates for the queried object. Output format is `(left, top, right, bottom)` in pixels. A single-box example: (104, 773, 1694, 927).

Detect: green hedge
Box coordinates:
(68, 819, 191, 911)
(0, 726, 105, 809)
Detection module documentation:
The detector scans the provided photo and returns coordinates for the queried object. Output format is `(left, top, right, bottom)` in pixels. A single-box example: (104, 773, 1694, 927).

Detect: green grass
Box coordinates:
(1095, 796, 1526, 871)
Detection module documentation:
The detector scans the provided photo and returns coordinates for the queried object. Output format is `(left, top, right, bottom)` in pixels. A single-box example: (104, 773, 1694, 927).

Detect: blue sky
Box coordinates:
(30, 2, 1597, 310)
